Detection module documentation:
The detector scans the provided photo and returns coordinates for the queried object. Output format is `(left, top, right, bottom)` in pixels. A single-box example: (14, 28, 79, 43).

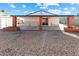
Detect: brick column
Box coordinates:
(39, 16, 42, 30)
(64, 16, 79, 32)
(13, 16, 17, 27)
(67, 16, 73, 28)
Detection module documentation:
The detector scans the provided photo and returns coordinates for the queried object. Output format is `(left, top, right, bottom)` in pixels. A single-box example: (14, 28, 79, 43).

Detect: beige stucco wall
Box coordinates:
(48, 17, 59, 26)
(17, 16, 59, 26)
(17, 16, 60, 30)
(17, 17, 39, 26)
(24, 17, 39, 26)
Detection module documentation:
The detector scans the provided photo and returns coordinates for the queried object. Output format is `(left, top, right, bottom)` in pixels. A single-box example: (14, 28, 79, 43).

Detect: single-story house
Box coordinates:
(16, 10, 60, 30)
(0, 10, 79, 32)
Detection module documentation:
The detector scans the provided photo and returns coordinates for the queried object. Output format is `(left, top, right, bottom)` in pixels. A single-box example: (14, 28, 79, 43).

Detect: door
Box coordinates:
(42, 17, 48, 30)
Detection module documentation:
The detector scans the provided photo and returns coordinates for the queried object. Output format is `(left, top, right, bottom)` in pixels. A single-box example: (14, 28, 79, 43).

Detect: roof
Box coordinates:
(11, 10, 79, 17)
(27, 10, 57, 16)
(12, 10, 58, 17)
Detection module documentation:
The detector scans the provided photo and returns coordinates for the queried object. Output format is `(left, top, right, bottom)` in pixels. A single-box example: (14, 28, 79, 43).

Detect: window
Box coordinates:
(42, 18, 48, 25)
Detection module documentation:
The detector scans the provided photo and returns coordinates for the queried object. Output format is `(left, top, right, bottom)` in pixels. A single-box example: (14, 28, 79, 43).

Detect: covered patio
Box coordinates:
(0, 10, 79, 32)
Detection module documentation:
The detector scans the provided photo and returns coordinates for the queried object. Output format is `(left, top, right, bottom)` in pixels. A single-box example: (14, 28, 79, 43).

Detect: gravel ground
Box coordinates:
(0, 30, 79, 56)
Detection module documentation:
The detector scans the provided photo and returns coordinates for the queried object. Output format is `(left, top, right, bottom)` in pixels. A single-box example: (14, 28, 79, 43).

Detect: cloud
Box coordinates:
(22, 4, 26, 8)
(36, 3, 48, 9)
(10, 4, 15, 8)
(64, 7, 76, 11)
(40, 6, 47, 9)
(11, 10, 20, 12)
(71, 7, 76, 10)
(36, 3, 59, 9)
(47, 3, 59, 6)
(64, 8, 68, 10)
(25, 11, 27, 13)
(10, 9, 20, 15)
(48, 9, 61, 14)
(71, 3, 79, 5)
(30, 11, 35, 13)
(64, 11, 71, 14)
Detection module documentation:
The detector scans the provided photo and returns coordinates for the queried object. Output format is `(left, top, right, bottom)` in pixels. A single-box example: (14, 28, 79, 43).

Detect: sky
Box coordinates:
(0, 3, 79, 15)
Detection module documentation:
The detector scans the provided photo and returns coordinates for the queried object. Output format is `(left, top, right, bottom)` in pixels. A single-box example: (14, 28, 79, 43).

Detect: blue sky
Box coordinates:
(0, 3, 79, 15)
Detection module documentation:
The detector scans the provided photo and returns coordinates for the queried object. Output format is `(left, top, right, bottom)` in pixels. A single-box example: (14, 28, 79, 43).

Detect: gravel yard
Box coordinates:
(0, 30, 79, 56)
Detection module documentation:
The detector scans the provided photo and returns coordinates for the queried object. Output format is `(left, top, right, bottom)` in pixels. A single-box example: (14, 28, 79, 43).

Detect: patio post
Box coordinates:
(13, 16, 17, 27)
(67, 16, 73, 28)
(39, 16, 42, 30)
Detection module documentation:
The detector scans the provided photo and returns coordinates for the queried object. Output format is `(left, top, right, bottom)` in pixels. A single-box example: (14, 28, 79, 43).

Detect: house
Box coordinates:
(16, 10, 60, 30)
(0, 10, 79, 32)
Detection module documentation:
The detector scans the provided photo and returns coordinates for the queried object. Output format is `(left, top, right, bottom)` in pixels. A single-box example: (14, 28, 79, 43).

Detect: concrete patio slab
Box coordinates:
(0, 30, 79, 56)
